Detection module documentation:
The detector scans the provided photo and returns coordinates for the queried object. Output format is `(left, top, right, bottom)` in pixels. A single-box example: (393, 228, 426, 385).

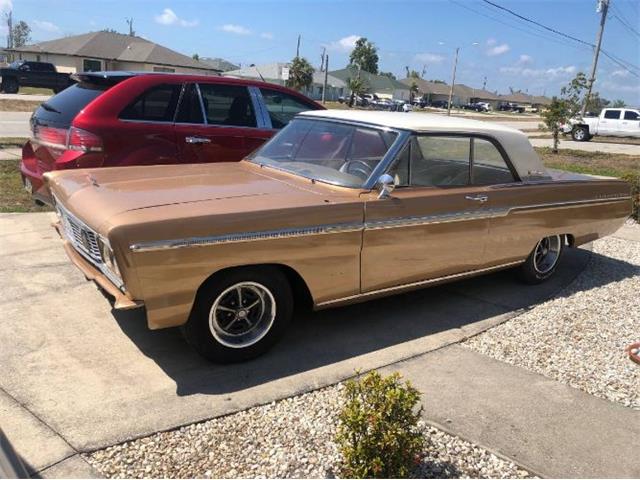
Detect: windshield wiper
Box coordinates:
(40, 102, 60, 114)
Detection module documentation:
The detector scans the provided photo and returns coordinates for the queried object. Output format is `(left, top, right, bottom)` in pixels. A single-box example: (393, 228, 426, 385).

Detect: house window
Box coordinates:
(83, 59, 102, 72)
(153, 66, 175, 73)
(36, 55, 41, 62)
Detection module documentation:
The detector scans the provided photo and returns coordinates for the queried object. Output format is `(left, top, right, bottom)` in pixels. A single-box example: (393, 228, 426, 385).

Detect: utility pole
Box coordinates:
(322, 54, 329, 104)
(126, 17, 135, 36)
(447, 47, 459, 116)
(421, 64, 426, 78)
(582, 0, 609, 116)
(482, 76, 487, 90)
(5, 11, 13, 49)
(296, 34, 301, 58)
(320, 47, 326, 72)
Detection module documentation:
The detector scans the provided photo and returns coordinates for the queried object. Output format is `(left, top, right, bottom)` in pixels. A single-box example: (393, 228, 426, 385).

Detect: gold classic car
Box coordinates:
(45, 110, 632, 362)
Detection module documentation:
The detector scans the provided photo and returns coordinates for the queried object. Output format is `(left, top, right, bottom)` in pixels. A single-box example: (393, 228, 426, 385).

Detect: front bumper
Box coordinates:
(53, 220, 142, 310)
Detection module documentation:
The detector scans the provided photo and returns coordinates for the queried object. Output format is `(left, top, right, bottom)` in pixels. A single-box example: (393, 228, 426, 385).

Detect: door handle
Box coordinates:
(465, 194, 488, 203)
(185, 136, 211, 144)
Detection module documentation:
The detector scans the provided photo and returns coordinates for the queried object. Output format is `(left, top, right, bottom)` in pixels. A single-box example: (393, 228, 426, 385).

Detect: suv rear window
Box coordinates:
(120, 84, 181, 122)
(33, 82, 108, 127)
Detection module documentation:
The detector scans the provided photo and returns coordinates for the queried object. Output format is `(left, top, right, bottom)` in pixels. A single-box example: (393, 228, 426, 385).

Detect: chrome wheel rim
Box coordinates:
(209, 281, 276, 349)
(533, 235, 562, 274)
(574, 129, 585, 140)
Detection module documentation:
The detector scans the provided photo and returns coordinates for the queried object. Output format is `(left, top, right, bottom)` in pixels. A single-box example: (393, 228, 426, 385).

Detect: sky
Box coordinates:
(2, 0, 639, 104)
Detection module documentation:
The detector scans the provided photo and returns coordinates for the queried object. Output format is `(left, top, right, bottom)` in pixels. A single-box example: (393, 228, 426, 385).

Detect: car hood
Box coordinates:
(45, 162, 339, 232)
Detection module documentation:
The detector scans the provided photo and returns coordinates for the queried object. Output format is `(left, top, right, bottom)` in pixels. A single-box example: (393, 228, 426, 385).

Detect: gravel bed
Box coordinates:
(465, 228, 640, 410)
(86, 384, 532, 479)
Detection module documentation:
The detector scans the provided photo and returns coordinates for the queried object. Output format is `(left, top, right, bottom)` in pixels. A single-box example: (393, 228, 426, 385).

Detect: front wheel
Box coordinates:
(571, 126, 590, 142)
(1, 78, 19, 94)
(182, 266, 293, 363)
(518, 235, 563, 284)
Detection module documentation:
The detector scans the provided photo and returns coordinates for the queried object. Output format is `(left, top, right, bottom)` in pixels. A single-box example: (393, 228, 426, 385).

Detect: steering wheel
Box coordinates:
(339, 160, 374, 180)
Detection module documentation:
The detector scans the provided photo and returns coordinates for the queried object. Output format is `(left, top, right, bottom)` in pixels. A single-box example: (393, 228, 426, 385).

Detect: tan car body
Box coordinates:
(45, 111, 632, 330)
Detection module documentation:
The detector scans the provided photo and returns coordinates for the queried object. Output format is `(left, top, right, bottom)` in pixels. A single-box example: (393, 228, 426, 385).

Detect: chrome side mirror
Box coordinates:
(376, 173, 396, 199)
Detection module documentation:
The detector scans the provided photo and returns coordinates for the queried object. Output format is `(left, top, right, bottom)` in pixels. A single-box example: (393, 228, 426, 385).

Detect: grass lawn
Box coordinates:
(0, 137, 28, 149)
(0, 98, 43, 111)
(535, 147, 639, 177)
(0, 159, 52, 213)
(19, 86, 54, 95)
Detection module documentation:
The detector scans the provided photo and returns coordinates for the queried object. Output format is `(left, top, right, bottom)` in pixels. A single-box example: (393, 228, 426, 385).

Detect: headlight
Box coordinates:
(98, 237, 121, 279)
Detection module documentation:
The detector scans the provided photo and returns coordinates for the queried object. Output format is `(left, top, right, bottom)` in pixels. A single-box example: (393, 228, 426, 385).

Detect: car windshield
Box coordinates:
(249, 118, 398, 188)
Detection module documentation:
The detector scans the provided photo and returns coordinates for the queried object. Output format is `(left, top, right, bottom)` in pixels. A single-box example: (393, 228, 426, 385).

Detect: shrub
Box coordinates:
(336, 371, 425, 478)
(622, 172, 639, 222)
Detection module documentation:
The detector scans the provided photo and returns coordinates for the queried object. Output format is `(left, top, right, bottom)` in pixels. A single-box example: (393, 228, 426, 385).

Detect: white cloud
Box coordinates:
(33, 20, 61, 33)
(0, 0, 12, 13)
(600, 80, 640, 93)
(326, 34, 361, 52)
(500, 65, 576, 79)
(154, 8, 198, 27)
(260, 32, 273, 40)
(611, 69, 630, 78)
(487, 43, 510, 56)
(517, 54, 533, 65)
(219, 23, 251, 35)
(414, 52, 445, 64)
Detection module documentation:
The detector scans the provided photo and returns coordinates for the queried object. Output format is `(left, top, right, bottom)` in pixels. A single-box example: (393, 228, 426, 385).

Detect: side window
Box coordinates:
(260, 88, 315, 128)
(175, 84, 204, 124)
(198, 83, 256, 128)
(120, 84, 181, 122)
(624, 110, 639, 121)
(472, 138, 515, 185)
(411, 136, 471, 187)
(82, 59, 102, 72)
(603, 109, 621, 119)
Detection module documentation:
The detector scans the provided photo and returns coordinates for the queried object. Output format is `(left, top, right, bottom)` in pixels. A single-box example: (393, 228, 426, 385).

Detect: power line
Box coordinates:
(611, 13, 640, 38)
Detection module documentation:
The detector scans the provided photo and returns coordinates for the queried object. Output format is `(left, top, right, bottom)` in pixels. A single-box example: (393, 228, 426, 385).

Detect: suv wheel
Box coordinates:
(182, 266, 293, 363)
(571, 126, 590, 142)
(518, 235, 563, 284)
(2, 78, 19, 94)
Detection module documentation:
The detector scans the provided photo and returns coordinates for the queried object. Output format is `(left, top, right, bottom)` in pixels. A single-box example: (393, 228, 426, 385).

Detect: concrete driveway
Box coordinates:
(0, 111, 31, 138)
(0, 212, 595, 476)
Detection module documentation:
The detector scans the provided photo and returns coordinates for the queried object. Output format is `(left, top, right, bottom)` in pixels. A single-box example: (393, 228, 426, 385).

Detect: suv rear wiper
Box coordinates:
(40, 102, 60, 114)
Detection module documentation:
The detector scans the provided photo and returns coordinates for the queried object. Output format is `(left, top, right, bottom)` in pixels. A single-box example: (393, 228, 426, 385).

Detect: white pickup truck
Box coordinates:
(562, 108, 640, 141)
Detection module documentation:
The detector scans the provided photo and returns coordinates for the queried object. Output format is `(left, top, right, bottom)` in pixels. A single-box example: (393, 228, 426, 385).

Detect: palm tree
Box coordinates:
(409, 80, 419, 103)
(347, 76, 367, 107)
(286, 57, 314, 92)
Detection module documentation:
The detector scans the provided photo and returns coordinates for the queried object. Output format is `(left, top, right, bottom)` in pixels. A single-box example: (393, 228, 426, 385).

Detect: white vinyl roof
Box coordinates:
(300, 110, 519, 135)
(299, 109, 551, 182)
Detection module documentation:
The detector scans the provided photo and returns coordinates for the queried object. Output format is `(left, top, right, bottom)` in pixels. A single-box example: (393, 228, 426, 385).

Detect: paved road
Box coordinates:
(0, 93, 51, 101)
(0, 212, 592, 476)
(0, 111, 31, 138)
(530, 137, 640, 155)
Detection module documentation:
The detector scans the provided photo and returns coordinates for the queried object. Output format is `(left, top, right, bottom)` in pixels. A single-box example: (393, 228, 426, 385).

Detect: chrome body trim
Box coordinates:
(315, 260, 525, 307)
(127, 196, 631, 253)
(130, 222, 364, 252)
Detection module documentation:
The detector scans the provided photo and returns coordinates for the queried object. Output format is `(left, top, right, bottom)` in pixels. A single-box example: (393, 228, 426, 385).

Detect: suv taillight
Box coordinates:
(34, 125, 68, 149)
(67, 127, 103, 153)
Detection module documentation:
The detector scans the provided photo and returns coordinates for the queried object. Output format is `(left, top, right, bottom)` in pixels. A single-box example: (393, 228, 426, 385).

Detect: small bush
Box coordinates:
(622, 172, 639, 222)
(336, 371, 425, 478)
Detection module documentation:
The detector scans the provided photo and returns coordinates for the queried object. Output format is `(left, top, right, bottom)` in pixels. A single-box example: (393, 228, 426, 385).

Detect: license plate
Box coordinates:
(24, 178, 33, 194)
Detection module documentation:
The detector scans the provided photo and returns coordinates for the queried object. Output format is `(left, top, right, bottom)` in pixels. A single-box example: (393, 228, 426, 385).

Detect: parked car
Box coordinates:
(45, 110, 631, 363)
(21, 71, 324, 204)
(0, 60, 74, 94)
(562, 108, 640, 141)
(475, 102, 491, 112)
(370, 98, 394, 110)
(429, 100, 450, 109)
(497, 102, 525, 113)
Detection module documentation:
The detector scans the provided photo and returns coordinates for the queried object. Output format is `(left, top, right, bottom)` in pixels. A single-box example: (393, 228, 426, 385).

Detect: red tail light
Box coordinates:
(68, 127, 103, 153)
(34, 125, 68, 149)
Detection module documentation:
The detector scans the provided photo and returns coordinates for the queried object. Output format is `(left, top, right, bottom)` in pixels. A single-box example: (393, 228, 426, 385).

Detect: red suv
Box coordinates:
(21, 72, 324, 204)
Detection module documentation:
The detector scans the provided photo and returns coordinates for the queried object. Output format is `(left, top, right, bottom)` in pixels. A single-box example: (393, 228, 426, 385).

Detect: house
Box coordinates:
(402, 78, 456, 104)
(200, 57, 239, 72)
(331, 67, 410, 101)
(455, 84, 501, 108)
(5, 31, 222, 75)
(499, 92, 552, 109)
(223, 62, 347, 102)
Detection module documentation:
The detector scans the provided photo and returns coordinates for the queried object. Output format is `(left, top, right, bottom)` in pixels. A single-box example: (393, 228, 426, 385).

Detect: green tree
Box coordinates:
(408, 69, 421, 79)
(429, 79, 446, 84)
(12, 20, 31, 48)
(379, 71, 396, 80)
(541, 72, 588, 153)
(585, 92, 610, 114)
(349, 37, 379, 74)
(192, 53, 200, 61)
(612, 99, 626, 108)
(409, 79, 419, 102)
(101, 28, 119, 33)
(286, 56, 314, 92)
(347, 76, 368, 107)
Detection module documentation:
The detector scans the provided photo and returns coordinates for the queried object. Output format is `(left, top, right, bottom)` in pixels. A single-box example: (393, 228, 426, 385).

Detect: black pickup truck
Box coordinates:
(0, 61, 74, 94)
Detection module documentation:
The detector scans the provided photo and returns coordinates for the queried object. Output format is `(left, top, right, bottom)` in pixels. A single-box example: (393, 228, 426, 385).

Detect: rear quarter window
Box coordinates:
(120, 84, 181, 122)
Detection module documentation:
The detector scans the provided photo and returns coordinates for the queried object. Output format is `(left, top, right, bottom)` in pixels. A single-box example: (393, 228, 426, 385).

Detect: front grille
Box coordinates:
(57, 203, 102, 265)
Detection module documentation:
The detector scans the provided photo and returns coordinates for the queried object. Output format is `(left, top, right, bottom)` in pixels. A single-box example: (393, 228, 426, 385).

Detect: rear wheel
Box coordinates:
(571, 126, 590, 142)
(182, 266, 293, 363)
(2, 78, 19, 94)
(518, 235, 563, 284)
